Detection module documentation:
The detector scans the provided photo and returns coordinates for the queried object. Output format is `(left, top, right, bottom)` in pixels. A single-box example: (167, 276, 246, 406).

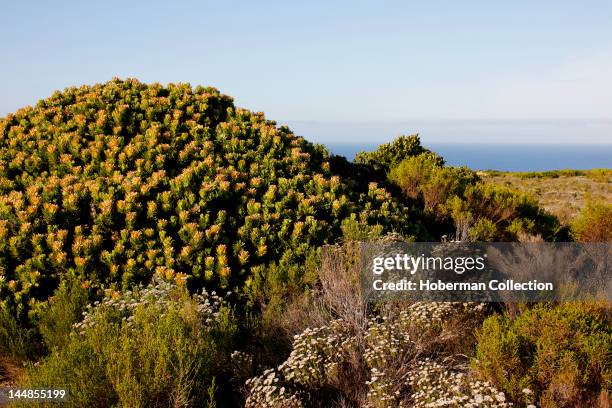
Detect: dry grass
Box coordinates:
(0, 356, 23, 386)
(481, 169, 612, 224)
(278, 241, 368, 346)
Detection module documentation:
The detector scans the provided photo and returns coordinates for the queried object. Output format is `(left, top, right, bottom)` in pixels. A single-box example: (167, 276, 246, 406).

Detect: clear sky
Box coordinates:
(2, 1, 612, 143)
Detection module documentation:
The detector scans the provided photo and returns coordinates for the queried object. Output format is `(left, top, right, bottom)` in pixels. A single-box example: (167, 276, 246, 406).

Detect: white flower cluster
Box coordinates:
(73, 279, 227, 334)
(363, 311, 416, 407)
(244, 319, 356, 407)
(278, 319, 356, 386)
(405, 359, 511, 407)
(364, 315, 411, 366)
(241, 319, 355, 408)
(365, 366, 396, 407)
(244, 302, 494, 407)
(244, 369, 304, 408)
(406, 302, 486, 328)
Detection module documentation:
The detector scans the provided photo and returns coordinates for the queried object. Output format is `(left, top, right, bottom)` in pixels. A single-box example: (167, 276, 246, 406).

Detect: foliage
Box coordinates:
(585, 168, 612, 183)
(474, 302, 611, 407)
(458, 183, 559, 241)
(354, 135, 441, 173)
(388, 153, 477, 211)
(387, 154, 564, 241)
(571, 200, 612, 242)
(0, 78, 423, 320)
(0, 305, 39, 360)
(38, 277, 90, 352)
(22, 280, 236, 407)
(468, 218, 497, 242)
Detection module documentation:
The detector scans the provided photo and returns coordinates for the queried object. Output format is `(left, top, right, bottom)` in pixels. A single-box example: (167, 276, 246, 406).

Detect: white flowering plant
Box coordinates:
(244, 302, 501, 407)
(23, 279, 237, 408)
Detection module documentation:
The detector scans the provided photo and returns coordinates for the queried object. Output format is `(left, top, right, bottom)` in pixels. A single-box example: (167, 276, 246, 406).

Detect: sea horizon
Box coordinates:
(324, 142, 612, 172)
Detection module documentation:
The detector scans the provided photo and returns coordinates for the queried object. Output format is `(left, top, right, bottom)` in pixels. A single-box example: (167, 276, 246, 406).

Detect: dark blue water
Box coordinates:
(325, 143, 612, 171)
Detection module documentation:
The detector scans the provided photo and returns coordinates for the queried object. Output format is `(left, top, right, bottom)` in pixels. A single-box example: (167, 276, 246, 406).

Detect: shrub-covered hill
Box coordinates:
(0, 78, 425, 316)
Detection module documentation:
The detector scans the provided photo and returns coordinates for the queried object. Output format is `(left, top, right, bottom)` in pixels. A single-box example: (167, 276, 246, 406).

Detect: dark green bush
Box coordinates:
(474, 302, 611, 407)
(354, 134, 441, 173)
(37, 277, 90, 352)
(0, 305, 39, 360)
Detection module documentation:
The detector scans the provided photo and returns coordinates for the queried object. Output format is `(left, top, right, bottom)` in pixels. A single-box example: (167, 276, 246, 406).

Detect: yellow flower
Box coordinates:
(219, 266, 231, 279)
(174, 273, 188, 285)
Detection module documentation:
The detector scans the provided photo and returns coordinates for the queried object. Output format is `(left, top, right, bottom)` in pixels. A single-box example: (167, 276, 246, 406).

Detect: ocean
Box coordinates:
(325, 143, 612, 172)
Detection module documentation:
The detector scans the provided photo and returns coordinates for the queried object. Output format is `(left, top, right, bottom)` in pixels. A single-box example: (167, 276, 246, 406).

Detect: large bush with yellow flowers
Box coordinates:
(0, 79, 424, 317)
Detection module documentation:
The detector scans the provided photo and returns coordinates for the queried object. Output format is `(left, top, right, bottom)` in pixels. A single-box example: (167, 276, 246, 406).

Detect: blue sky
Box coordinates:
(2, 1, 612, 143)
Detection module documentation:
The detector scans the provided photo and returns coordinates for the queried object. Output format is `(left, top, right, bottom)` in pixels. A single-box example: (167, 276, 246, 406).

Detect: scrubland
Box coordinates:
(0, 79, 610, 407)
(482, 169, 611, 224)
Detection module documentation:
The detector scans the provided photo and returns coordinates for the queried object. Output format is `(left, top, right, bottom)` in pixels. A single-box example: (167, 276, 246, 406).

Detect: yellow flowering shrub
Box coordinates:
(0, 79, 423, 319)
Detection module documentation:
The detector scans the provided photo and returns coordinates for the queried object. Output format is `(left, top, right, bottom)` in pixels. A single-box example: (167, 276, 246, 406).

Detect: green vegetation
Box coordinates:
(387, 151, 565, 242)
(23, 280, 235, 408)
(0, 305, 38, 360)
(474, 302, 611, 407)
(0, 79, 609, 407)
(354, 135, 439, 173)
(0, 79, 422, 323)
(571, 201, 612, 242)
(37, 278, 90, 352)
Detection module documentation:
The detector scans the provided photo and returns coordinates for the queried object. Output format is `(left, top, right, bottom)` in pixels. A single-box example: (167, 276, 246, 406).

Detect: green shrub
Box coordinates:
(0, 79, 423, 320)
(474, 302, 611, 407)
(585, 169, 612, 183)
(22, 335, 112, 407)
(388, 153, 477, 210)
(571, 201, 612, 242)
(339, 214, 385, 241)
(387, 153, 563, 241)
(517, 169, 585, 179)
(458, 183, 562, 241)
(468, 218, 497, 242)
(23, 280, 236, 408)
(37, 277, 90, 352)
(0, 305, 39, 360)
(481, 168, 610, 181)
(0, 277, 89, 361)
(354, 134, 441, 173)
